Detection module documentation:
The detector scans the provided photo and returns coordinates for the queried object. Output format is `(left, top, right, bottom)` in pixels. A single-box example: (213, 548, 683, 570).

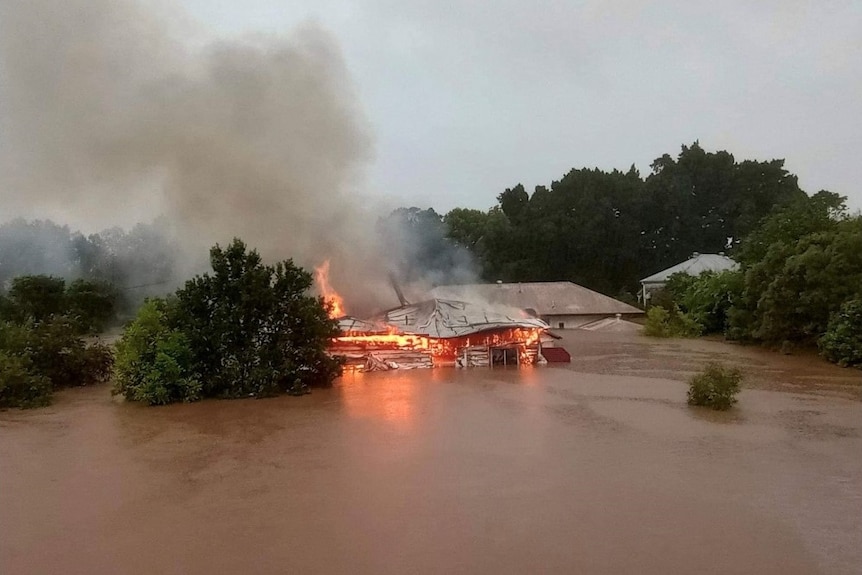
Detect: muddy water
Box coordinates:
(2, 333, 861, 575)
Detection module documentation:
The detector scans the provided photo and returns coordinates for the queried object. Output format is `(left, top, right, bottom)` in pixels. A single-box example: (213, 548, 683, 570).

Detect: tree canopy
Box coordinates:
(114, 239, 342, 405)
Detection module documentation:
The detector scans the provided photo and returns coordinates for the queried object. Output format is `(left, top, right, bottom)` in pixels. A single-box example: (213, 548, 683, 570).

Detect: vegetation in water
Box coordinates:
(818, 300, 862, 368)
(113, 239, 342, 406)
(0, 277, 115, 409)
(687, 363, 743, 411)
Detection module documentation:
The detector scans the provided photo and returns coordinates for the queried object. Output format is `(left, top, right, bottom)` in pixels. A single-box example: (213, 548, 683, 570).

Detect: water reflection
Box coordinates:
(336, 371, 419, 429)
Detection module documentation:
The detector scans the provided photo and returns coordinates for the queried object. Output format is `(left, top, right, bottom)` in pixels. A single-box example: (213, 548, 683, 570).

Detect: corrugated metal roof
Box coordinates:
(640, 253, 738, 284)
(429, 282, 642, 316)
(372, 299, 548, 339)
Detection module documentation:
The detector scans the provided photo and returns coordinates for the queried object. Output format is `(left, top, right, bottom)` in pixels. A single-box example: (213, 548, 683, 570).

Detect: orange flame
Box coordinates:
(314, 260, 345, 318)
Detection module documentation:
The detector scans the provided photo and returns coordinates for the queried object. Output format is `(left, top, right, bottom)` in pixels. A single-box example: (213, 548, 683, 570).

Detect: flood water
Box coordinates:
(2, 332, 861, 574)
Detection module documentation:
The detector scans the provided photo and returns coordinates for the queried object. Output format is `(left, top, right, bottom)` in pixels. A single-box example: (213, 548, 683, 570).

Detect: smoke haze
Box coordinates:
(1, 0, 435, 314)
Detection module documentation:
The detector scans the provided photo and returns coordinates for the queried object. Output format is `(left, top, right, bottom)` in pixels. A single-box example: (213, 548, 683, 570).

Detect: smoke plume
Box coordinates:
(0, 0, 411, 314)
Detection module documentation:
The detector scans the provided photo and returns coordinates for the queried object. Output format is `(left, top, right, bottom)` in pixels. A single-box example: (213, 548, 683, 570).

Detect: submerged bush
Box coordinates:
(114, 299, 201, 406)
(819, 299, 862, 368)
(643, 305, 703, 338)
(687, 363, 742, 411)
(0, 351, 52, 409)
(0, 318, 113, 409)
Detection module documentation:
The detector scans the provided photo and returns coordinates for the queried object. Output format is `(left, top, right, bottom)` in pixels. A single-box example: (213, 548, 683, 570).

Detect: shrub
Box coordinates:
(0, 351, 52, 409)
(819, 299, 862, 368)
(24, 317, 113, 388)
(643, 305, 703, 338)
(0, 317, 112, 408)
(687, 363, 742, 410)
(114, 299, 201, 405)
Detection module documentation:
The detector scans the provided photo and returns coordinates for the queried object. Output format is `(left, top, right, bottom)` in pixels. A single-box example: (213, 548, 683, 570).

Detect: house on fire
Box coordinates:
(329, 298, 549, 371)
(430, 281, 643, 330)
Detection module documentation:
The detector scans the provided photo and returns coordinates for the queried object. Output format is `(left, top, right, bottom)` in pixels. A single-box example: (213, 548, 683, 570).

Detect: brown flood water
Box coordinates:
(2, 331, 861, 574)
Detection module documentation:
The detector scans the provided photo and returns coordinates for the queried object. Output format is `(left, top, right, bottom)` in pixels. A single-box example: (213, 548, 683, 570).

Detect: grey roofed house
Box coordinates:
(429, 282, 643, 330)
(639, 252, 738, 302)
(372, 298, 548, 339)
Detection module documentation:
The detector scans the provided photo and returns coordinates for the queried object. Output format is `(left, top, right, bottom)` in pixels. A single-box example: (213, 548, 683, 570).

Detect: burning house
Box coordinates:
(315, 260, 550, 371)
(330, 299, 549, 371)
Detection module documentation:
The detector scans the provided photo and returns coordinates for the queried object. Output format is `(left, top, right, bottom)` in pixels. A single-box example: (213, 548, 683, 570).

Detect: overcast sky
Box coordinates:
(175, 0, 862, 212)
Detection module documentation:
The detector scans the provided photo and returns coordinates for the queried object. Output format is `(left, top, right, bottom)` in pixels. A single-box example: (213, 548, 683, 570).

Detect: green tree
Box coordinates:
(169, 239, 341, 400)
(114, 299, 200, 405)
(65, 279, 118, 334)
(5, 275, 66, 322)
(641, 143, 804, 274)
(666, 270, 744, 334)
(747, 217, 862, 342)
(819, 299, 862, 368)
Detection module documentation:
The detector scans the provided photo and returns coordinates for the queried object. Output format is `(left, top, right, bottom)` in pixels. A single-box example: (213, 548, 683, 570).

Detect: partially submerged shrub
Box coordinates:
(0, 318, 112, 409)
(0, 351, 52, 409)
(819, 299, 862, 368)
(687, 363, 742, 411)
(643, 305, 703, 338)
(114, 299, 201, 406)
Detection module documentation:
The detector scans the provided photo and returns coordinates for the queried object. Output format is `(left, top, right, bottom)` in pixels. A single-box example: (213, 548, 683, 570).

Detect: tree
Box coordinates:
(65, 279, 118, 334)
(0, 317, 113, 409)
(747, 217, 862, 342)
(5, 275, 67, 323)
(642, 143, 804, 275)
(819, 300, 862, 368)
(159, 239, 341, 401)
(114, 299, 200, 405)
(666, 270, 744, 335)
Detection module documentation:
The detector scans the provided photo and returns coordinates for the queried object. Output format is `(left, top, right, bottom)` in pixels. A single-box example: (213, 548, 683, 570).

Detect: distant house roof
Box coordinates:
(429, 282, 642, 317)
(372, 298, 548, 339)
(640, 253, 738, 284)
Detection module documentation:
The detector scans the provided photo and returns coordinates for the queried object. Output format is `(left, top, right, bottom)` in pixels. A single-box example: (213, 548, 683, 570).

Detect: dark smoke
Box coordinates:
(0, 0, 426, 314)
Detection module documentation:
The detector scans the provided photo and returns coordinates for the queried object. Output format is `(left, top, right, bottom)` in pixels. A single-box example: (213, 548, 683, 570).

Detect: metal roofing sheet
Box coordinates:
(429, 282, 642, 316)
(640, 254, 738, 284)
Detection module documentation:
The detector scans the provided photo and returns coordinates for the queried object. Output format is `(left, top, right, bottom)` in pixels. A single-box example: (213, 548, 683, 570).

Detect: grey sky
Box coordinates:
(179, 0, 862, 212)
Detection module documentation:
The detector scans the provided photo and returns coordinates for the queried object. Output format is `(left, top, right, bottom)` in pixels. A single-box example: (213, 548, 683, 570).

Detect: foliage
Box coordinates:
(819, 300, 862, 368)
(687, 363, 743, 410)
(666, 270, 744, 334)
(114, 299, 201, 405)
(440, 142, 802, 296)
(742, 217, 862, 343)
(115, 239, 342, 405)
(17, 317, 113, 388)
(0, 318, 113, 409)
(734, 191, 846, 266)
(0, 351, 52, 409)
(0, 275, 117, 334)
(643, 305, 703, 338)
(65, 279, 118, 334)
(5, 275, 67, 322)
(0, 217, 178, 313)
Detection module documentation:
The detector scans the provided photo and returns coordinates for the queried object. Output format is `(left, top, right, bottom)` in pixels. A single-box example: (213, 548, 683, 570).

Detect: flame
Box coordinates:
(314, 259, 345, 318)
(329, 326, 545, 369)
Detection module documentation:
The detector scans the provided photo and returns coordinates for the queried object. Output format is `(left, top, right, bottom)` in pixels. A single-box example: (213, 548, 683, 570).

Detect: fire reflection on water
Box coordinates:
(336, 371, 417, 429)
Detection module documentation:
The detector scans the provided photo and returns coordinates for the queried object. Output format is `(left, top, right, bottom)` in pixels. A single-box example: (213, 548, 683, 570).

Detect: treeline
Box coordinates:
(649, 192, 861, 366)
(442, 142, 807, 296)
(0, 218, 178, 313)
(2, 240, 341, 408)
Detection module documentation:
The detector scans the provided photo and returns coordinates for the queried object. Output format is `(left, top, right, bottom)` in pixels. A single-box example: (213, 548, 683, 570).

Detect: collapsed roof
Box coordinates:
(365, 298, 548, 339)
